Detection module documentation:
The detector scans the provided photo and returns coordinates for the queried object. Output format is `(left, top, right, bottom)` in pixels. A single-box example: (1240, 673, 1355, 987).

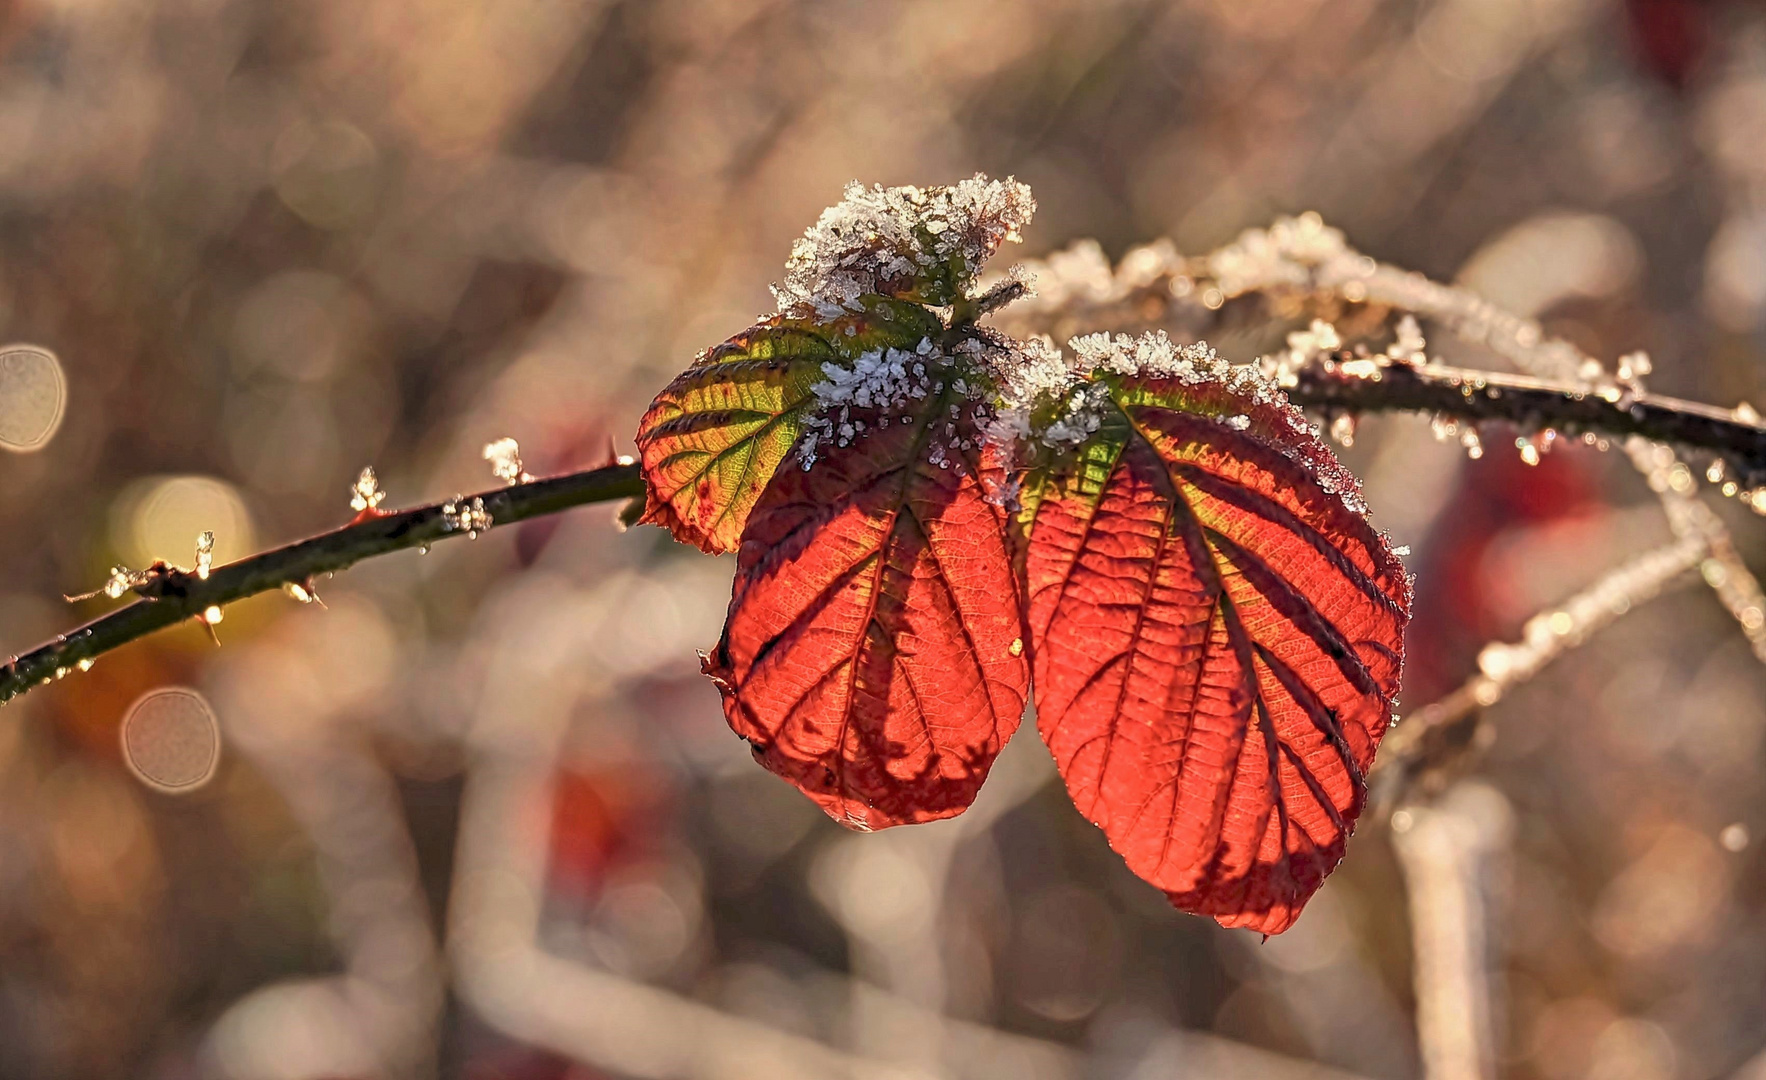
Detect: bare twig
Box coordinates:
(0, 463, 643, 705)
(1371, 536, 1708, 805)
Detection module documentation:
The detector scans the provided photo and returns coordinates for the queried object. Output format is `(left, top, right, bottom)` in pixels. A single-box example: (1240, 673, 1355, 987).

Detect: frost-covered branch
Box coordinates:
(1284, 355, 1766, 484)
(1370, 536, 1708, 805)
(0, 462, 644, 706)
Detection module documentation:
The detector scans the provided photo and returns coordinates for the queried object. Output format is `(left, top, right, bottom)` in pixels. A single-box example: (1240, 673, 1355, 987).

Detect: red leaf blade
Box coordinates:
(708, 397, 1029, 829)
(1028, 374, 1410, 934)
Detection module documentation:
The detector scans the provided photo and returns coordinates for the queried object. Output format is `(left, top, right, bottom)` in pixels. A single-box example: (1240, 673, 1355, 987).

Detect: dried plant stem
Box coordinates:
(0, 463, 644, 705)
(1371, 535, 1708, 804)
(1285, 358, 1766, 482)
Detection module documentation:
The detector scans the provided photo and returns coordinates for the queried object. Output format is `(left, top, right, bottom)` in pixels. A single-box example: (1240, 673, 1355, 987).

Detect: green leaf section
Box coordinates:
(1012, 381, 1132, 544)
(636, 296, 941, 554)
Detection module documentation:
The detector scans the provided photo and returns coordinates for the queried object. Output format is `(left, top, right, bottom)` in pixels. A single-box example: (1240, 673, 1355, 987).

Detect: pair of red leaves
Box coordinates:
(635, 301, 1408, 937)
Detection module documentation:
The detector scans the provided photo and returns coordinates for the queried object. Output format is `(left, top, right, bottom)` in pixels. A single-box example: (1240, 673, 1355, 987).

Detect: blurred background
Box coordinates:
(3, 0, 1766, 1077)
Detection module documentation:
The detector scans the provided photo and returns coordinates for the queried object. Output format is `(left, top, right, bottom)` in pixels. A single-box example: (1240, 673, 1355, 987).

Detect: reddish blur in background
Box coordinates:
(3, 1, 1766, 1078)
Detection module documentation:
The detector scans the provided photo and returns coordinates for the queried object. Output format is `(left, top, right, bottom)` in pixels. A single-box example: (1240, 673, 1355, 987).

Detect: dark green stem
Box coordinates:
(0, 463, 644, 706)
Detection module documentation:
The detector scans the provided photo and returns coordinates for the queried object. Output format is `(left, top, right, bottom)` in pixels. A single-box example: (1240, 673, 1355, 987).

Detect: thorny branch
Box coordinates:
(1285, 356, 1766, 483)
(2, 366, 1754, 713)
(0, 463, 644, 705)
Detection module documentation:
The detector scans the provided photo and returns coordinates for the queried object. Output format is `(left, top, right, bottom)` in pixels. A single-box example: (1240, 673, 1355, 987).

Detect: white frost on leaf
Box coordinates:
(1068, 330, 1286, 408)
(772, 175, 1036, 320)
(798, 342, 941, 470)
(1056, 330, 1375, 519)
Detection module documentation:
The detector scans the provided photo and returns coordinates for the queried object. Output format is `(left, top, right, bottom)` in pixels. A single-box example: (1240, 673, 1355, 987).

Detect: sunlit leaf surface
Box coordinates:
(706, 389, 1030, 829)
(1025, 374, 1410, 933)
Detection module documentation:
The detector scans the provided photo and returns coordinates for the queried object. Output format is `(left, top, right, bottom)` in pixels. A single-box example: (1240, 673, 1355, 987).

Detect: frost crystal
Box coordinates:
(350, 467, 386, 513)
(1041, 382, 1110, 449)
(1206, 211, 1350, 299)
(772, 175, 1035, 319)
(194, 532, 214, 580)
(442, 495, 493, 539)
(798, 343, 940, 469)
(965, 333, 1075, 454)
(101, 565, 154, 599)
(1068, 330, 1286, 408)
(1391, 315, 1427, 366)
(483, 437, 532, 485)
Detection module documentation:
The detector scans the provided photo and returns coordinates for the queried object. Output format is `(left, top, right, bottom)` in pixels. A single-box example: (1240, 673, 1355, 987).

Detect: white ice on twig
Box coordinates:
(441, 495, 493, 539)
(350, 466, 386, 513)
(483, 437, 533, 485)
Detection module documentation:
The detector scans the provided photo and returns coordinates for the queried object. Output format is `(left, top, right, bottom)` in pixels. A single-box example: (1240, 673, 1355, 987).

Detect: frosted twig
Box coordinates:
(1390, 784, 1512, 1080)
(0, 463, 644, 705)
(1283, 354, 1766, 485)
(1623, 438, 1766, 660)
(1371, 536, 1707, 803)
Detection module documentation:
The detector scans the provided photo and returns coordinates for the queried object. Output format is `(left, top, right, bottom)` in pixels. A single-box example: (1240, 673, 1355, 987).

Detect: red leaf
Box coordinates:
(635, 301, 940, 554)
(1026, 375, 1410, 933)
(705, 394, 1030, 829)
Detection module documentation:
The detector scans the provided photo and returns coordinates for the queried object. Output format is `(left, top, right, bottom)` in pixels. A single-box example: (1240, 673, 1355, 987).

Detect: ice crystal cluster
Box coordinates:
(1206, 211, 1356, 299)
(483, 437, 531, 485)
(799, 340, 942, 469)
(349, 467, 386, 513)
(772, 176, 1378, 524)
(194, 531, 214, 580)
(442, 495, 493, 538)
(773, 175, 1036, 319)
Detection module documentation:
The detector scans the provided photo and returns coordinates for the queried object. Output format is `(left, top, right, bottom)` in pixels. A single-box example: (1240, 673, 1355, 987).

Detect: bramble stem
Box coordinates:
(0, 463, 644, 705)
(4, 352, 1763, 710)
(1284, 356, 1766, 484)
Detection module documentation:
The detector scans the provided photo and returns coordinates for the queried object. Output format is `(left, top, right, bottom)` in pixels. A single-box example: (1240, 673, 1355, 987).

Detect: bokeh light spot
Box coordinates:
(111, 475, 255, 569)
(0, 344, 67, 452)
(120, 687, 221, 793)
